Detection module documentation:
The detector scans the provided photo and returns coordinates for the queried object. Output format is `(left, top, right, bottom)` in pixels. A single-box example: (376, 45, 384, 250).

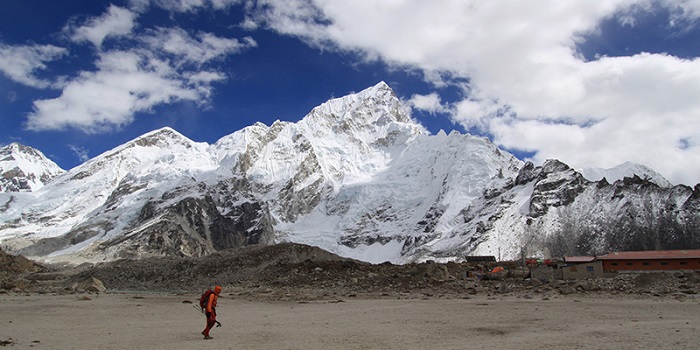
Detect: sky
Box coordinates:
(1, 0, 699, 186)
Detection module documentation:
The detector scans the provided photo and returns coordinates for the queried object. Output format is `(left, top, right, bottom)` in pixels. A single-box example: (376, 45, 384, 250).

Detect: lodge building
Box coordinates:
(597, 249, 700, 272)
(558, 249, 700, 280)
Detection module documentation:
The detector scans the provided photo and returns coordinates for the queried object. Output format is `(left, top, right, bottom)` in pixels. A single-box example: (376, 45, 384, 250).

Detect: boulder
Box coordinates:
(75, 277, 107, 293)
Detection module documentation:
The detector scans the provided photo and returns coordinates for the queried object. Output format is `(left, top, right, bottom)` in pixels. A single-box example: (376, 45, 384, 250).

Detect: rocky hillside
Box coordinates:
(3, 244, 698, 302)
(509, 161, 700, 257)
(0, 248, 45, 274)
(0, 248, 46, 290)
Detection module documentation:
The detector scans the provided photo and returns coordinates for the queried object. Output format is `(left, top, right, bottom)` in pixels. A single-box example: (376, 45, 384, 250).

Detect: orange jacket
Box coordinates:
(206, 285, 222, 313)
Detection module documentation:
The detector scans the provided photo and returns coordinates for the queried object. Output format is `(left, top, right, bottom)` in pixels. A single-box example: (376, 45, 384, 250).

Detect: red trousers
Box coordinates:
(203, 311, 216, 337)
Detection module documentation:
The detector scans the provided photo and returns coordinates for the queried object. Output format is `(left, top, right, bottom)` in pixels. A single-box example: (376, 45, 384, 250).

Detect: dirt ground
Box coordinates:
(1, 292, 699, 350)
(2, 244, 700, 349)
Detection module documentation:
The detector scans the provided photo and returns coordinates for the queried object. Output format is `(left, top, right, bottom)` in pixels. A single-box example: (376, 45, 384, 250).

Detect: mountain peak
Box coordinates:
(3, 142, 40, 157)
(303, 81, 419, 131)
(0, 142, 64, 192)
(358, 80, 396, 100)
(136, 126, 183, 140)
(126, 126, 196, 150)
(369, 80, 391, 92)
(578, 161, 672, 188)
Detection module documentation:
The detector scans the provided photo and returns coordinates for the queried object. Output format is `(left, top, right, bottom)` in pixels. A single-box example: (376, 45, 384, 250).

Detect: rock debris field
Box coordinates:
(2, 243, 700, 350)
(2, 243, 700, 301)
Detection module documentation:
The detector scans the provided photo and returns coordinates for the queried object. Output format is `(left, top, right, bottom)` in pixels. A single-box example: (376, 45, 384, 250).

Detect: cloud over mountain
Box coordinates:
(247, 0, 700, 185)
(21, 4, 257, 134)
(0, 0, 698, 187)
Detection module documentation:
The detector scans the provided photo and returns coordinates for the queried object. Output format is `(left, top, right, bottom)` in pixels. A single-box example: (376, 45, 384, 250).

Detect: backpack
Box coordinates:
(199, 289, 214, 310)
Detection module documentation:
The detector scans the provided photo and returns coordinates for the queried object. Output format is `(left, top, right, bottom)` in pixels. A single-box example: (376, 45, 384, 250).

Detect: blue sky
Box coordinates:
(1, 0, 699, 186)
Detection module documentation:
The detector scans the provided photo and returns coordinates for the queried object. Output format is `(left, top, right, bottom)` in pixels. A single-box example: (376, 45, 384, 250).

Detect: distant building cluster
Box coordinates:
(466, 249, 700, 281)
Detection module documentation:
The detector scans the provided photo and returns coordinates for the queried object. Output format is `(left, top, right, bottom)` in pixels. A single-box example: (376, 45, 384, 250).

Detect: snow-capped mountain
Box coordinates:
(0, 143, 64, 192)
(579, 162, 673, 188)
(1, 82, 698, 264)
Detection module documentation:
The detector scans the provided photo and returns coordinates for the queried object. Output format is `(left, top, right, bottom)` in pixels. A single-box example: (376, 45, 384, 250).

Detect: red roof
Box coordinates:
(565, 256, 596, 263)
(597, 250, 700, 260)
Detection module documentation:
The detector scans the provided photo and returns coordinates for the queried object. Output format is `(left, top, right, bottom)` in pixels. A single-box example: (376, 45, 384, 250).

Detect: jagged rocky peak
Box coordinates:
(518, 159, 585, 183)
(541, 159, 573, 174)
(528, 159, 588, 217)
(0, 142, 64, 192)
(683, 184, 700, 210)
(515, 161, 539, 185)
(130, 126, 196, 148)
(2, 143, 40, 159)
(618, 174, 661, 188)
(302, 81, 419, 135)
(216, 82, 423, 166)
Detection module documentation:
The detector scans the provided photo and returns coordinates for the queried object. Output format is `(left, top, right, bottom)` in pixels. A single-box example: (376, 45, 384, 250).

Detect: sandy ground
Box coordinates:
(1, 293, 699, 350)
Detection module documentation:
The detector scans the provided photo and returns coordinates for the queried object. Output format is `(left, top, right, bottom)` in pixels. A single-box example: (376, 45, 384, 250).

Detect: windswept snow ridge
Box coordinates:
(579, 162, 673, 188)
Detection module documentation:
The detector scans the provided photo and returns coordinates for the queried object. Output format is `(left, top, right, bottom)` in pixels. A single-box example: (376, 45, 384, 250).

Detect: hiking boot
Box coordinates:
(203, 336, 213, 340)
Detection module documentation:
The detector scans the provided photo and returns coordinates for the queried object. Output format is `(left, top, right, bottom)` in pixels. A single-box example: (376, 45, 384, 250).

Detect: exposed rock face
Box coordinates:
(528, 160, 588, 217)
(515, 161, 539, 186)
(682, 184, 700, 211)
(79, 191, 276, 261)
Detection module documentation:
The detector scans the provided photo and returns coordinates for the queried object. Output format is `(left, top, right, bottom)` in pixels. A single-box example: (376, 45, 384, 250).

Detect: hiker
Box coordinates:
(202, 285, 222, 339)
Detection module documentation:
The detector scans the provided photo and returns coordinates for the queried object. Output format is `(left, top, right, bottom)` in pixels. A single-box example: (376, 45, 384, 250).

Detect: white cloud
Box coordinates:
(150, 0, 242, 13)
(68, 145, 90, 162)
(69, 5, 138, 48)
(26, 50, 199, 133)
(0, 43, 67, 88)
(143, 27, 257, 66)
(22, 2, 257, 135)
(25, 27, 256, 133)
(453, 97, 505, 130)
(668, 0, 700, 26)
(187, 71, 227, 84)
(128, 0, 151, 13)
(186, 71, 227, 99)
(408, 93, 449, 115)
(250, 0, 700, 185)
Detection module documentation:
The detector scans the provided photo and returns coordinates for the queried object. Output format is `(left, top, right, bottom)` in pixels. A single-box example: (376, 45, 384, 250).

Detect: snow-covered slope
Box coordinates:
(579, 162, 672, 188)
(0, 128, 217, 259)
(1, 82, 698, 264)
(279, 130, 523, 263)
(0, 143, 64, 192)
